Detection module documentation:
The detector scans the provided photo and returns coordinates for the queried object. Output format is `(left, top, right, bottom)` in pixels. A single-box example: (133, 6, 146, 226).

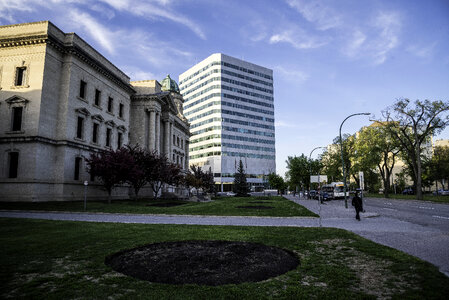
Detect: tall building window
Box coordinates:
(107, 97, 113, 113)
(173, 134, 176, 144)
(74, 157, 81, 180)
(11, 107, 23, 131)
(119, 103, 124, 118)
(79, 80, 86, 99)
(92, 123, 99, 144)
(106, 128, 111, 147)
(15, 67, 27, 86)
(117, 132, 123, 148)
(94, 89, 101, 106)
(76, 116, 84, 139)
(8, 152, 19, 178)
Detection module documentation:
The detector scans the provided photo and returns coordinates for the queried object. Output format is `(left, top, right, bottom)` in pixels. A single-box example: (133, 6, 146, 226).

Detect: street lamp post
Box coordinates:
(339, 112, 370, 208)
(309, 146, 326, 198)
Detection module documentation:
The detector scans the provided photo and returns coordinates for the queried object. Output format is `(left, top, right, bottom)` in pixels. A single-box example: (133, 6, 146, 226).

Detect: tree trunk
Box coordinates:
(415, 149, 423, 200)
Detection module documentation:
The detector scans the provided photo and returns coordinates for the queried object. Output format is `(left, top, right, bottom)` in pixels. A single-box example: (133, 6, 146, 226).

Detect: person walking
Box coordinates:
(352, 190, 363, 221)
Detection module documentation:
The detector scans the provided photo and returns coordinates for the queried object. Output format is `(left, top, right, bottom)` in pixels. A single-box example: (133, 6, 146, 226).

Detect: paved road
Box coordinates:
(1, 196, 448, 276)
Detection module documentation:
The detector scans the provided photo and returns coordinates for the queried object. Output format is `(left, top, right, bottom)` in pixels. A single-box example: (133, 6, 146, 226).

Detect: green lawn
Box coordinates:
(366, 193, 449, 203)
(1, 218, 448, 299)
(0, 196, 318, 217)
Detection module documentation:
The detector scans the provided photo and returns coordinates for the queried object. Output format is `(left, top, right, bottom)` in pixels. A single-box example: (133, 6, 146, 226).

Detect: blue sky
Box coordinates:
(2, 0, 449, 177)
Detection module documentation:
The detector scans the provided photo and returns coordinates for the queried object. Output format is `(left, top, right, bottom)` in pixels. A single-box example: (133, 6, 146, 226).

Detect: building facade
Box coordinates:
(179, 53, 275, 191)
(0, 21, 189, 201)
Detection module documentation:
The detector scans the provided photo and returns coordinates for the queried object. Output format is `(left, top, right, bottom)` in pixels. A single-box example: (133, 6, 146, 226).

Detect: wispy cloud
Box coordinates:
(98, 0, 206, 39)
(0, 0, 34, 23)
(275, 120, 298, 128)
(370, 11, 401, 65)
(122, 66, 157, 81)
(286, 0, 342, 30)
(343, 29, 366, 58)
(69, 9, 117, 54)
(275, 66, 309, 84)
(269, 26, 328, 49)
(407, 42, 437, 58)
(341, 11, 401, 65)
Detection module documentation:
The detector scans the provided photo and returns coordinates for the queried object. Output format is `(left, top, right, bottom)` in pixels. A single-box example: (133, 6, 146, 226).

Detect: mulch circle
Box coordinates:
(105, 240, 299, 286)
(146, 202, 185, 207)
(236, 206, 274, 209)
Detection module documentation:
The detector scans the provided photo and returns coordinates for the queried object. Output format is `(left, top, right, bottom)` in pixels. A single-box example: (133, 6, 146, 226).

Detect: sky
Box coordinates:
(2, 0, 449, 177)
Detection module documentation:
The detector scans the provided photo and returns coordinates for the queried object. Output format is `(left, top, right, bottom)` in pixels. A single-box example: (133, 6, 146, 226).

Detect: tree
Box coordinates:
(285, 154, 319, 192)
(354, 126, 400, 197)
(379, 99, 449, 199)
(145, 154, 182, 201)
(429, 146, 449, 190)
(233, 160, 250, 196)
(321, 135, 354, 184)
(267, 173, 286, 195)
(86, 148, 132, 204)
(185, 165, 215, 196)
(125, 145, 148, 199)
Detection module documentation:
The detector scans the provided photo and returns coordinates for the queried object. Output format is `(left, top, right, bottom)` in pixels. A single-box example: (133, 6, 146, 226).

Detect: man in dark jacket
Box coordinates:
(352, 191, 363, 221)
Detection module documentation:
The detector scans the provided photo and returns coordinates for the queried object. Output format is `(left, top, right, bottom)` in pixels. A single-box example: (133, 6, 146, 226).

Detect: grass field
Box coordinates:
(0, 196, 317, 217)
(1, 218, 448, 299)
(366, 193, 449, 203)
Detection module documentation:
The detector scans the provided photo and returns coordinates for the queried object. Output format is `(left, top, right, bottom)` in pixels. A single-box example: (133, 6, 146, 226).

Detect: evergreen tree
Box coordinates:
(233, 159, 250, 196)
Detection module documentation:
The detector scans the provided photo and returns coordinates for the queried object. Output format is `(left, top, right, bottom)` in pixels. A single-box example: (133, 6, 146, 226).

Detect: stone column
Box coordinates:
(185, 140, 189, 170)
(164, 120, 170, 156)
(155, 112, 160, 154)
(148, 110, 156, 151)
(169, 122, 173, 161)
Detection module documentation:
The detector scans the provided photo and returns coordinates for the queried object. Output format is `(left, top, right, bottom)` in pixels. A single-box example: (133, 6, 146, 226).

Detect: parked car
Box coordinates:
(433, 189, 449, 196)
(319, 191, 330, 201)
(402, 187, 414, 195)
(308, 190, 317, 199)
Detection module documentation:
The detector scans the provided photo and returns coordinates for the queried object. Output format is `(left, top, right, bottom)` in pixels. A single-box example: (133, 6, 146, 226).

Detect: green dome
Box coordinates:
(160, 74, 180, 93)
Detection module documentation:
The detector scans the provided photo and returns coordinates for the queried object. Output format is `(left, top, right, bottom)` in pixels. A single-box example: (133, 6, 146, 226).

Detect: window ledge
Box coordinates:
(10, 85, 30, 89)
(77, 96, 88, 103)
(5, 130, 25, 134)
(118, 116, 125, 121)
(74, 137, 85, 142)
(93, 104, 102, 110)
(106, 111, 114, 116)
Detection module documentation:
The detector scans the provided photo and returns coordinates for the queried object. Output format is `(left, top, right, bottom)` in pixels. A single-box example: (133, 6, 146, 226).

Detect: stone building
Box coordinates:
(0, 21, 189, 201)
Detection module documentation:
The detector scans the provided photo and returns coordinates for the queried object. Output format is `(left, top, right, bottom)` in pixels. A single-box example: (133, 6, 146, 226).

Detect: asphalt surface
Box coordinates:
(1, 195, 448, 276)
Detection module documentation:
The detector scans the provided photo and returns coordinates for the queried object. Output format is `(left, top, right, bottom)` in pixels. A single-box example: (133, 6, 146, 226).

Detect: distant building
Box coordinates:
(0, 21, 189, 201)
(179, 53, 275, 191)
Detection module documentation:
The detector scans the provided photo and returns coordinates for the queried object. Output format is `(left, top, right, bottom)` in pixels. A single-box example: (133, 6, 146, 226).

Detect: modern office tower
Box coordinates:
(179, 53, 276, 191)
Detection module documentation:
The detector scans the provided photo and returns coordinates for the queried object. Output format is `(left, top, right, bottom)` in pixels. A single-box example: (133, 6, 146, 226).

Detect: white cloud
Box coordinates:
(275, 66, 309, 84)
(407, 42, 437, 58)
(0, 0, 34, 23)
(275, 120, 297, 128)
(370, 11, 401, 65)
(269, 27, 328, 49)
(343, 29, 366, 58)
(122, 66, 157, 81)
(286, 0, 342, 30)
(68, 9, 116, 54)
(341, 11, 401, 65)
(98, 0, 206, 39)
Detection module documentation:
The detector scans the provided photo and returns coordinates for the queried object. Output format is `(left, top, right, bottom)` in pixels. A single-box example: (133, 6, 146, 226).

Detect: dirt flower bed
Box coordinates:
(105, 240, 299, 286)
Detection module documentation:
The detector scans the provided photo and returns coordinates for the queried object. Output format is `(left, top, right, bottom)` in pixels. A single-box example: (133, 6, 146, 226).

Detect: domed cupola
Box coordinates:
(160, 74, 180, 93)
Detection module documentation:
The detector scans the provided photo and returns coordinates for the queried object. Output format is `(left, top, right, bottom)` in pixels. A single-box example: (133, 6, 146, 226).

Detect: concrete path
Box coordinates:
(1, 196, 448, 276)
(287, 195, 449, 277)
